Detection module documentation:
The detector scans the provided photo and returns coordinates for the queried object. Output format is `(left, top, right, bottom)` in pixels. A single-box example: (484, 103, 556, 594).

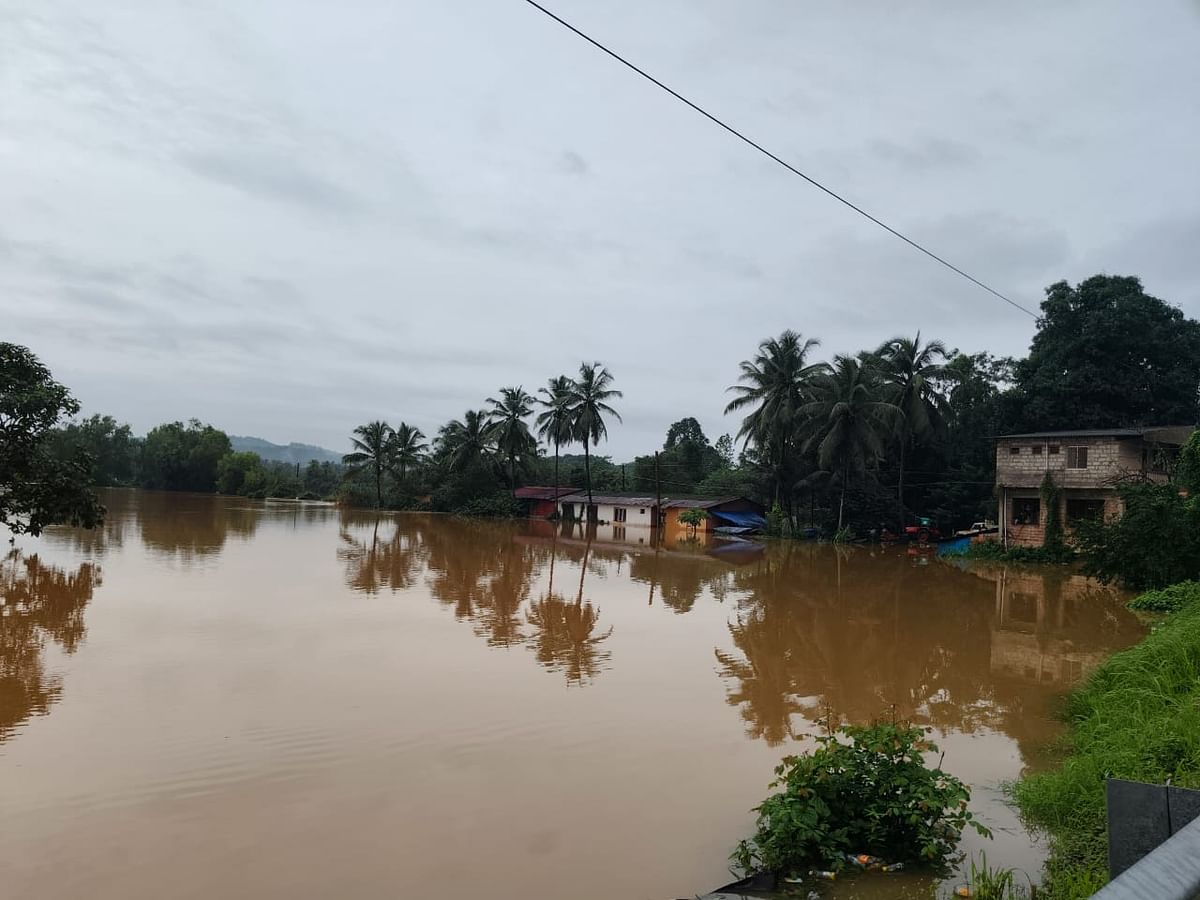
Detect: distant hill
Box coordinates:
(230, 436, 343, 465)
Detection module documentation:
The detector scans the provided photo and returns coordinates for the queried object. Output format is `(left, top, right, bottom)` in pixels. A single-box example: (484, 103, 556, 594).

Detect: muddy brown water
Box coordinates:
(0, 490, 1144, 900)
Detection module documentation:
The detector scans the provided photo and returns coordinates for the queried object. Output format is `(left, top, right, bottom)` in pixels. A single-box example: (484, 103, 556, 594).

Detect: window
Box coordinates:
(1066, 498, 1105, 523)
(613, 507, 627, 523)
(1032, 445, 1043, 455)
(1009, 446, 1021, 455)
(639, 508, 645, 515)
(1066, 446, 1089, 469)
(1012, 498, 1040, 525)
(1048, 445, 1060, 455)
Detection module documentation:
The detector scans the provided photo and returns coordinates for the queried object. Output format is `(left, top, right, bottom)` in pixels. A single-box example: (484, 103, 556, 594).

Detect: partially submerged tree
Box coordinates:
(0, 343, 103, 537)
(343, 421, 394, 508)
(536, 375, 576, 494)
(486, 387, 537, 497)
(566, 363, 622, 512)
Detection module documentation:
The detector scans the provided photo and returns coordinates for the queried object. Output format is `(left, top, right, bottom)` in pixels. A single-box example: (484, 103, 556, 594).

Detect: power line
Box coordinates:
(519, 0, 1040, 320)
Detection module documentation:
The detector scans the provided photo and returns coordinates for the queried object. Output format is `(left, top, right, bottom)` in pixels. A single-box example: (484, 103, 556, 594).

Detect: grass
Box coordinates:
(965, 853, 1028, 900)
(1013, 591, 1200, 899)
(1128, 580, 1200, 613)
(944, 539, 1074, 565)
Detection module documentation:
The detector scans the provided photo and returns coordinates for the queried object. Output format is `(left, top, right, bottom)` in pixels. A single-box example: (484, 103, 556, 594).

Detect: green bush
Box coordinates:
(1074, 482, 1200, 589)
(452, 492, 520, 518)
(731, 722, 989, 876)
(1128, 581, 1200, 613)
(1014, 596, 1200, 899)
(949, 540, 1072, 564)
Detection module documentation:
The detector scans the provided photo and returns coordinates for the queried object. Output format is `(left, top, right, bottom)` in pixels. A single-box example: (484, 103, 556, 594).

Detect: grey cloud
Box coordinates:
(559, 150, 589, 175)
(179, 151, 365, 215)
(867, 138, 981, 173)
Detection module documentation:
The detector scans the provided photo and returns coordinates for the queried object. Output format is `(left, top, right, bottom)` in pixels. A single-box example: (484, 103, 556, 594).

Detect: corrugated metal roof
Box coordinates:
(996, 425, 1194, 442)
(558, 492, 658, 506)
(514, 486, 580, 501)
(662, 497, 739, 509)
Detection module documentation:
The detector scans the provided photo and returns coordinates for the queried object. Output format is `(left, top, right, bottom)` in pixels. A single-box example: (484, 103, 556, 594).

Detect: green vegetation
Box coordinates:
(678, 507, 707, 537)
(1013, 593, 1200, 899)
(965, 853, 1028, 900)
(1128, 581, 1200, 613)
(1074, 482, 1200, 589)
(949, 540, 1072, 565)
(731, 721, 988, 877)
(12, 273, 1199, 528)
(0, 343, 103, 536)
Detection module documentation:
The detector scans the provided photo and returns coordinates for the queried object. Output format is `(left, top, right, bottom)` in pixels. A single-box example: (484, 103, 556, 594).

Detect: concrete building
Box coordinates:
(557, 492, 661, 528)
(995, 426, 1192, 547)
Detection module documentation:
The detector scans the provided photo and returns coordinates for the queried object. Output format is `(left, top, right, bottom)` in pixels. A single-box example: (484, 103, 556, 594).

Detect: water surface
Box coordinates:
(0, 490, 1143, 899)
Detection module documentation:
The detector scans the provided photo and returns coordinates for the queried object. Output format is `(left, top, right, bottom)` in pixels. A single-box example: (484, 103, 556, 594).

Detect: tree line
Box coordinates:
(4, 274, 1199, 537)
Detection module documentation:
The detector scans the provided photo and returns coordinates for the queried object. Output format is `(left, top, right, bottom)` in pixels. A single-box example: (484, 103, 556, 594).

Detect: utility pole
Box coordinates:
(621, 464, 626, 491)
(654, 451, 661, 530)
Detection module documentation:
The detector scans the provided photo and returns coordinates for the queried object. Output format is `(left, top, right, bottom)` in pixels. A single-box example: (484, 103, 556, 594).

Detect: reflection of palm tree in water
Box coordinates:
(1, 550, 100, 742)
(338, 515, 426, 596)
(526, 539, 612, 685)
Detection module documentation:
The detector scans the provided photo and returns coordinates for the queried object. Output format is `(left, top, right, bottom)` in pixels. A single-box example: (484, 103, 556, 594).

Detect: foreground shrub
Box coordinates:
(1074, 482, 1200, 589)
(1014, 597, 1200, 898)
(731, 721, 989, 876)
(1128, 580, 1200, 613)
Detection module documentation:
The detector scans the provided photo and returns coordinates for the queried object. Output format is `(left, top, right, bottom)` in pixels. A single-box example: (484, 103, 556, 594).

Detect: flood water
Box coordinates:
(1, 490, 1144, 900)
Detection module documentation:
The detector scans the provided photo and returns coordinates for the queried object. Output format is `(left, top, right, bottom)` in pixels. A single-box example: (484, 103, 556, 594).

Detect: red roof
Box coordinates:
(514, 486, 581, 501)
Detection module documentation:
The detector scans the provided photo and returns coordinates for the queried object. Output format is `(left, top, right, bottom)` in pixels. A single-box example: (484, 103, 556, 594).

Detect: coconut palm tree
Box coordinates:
(874, 333, 949, 529)
(801, 356, 902, 532)
(437, 410, 494, 473)
(486, 387, 537, 497)
(342, 421, 393, 508)
(565, 363, 622, 514)
(536, 375, 576, 495)
(725, 331, 829, 506)
(390, 422, 428, 486)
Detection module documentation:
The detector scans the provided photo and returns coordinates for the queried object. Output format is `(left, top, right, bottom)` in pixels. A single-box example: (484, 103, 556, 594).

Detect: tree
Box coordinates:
(216, 451, 266, 495)
(50, 414, 139, 486)
(715, 433, 736, 468)
(342, 421, 393, 508)
(678, 506, 707, 537)
(1015, 275, 1200, 430)
(391, 422, 427, 486)
(536, 376, 576, 494)
(725, 331, 829, 507)
(1177, 429, 1200, 496)
(438, 410, 495, 474)
(566, 363, 622, 512)
(875, 333, 948, 528)
(486, 387, 537, 497)
(0, 343, 103, 537)
(802, 356, 901, 531)
(139, 420, 232, 492)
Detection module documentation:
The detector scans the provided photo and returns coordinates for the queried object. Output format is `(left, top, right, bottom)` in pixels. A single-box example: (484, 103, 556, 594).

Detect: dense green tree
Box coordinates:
(801, 356, 901, 531)
(486, 387, 537, 496)
(1075, 483, 1200, 589)
(303, 460, 342, 499)
(536, 376, 576, 494)
(1015, 275, 1200, 430)
(566, 363, 622, 511)
(139, 420, 232, 493)
(342, 421, 393, 508)
(875, 333, 949, 528)
(50, 414, 139, 486)
(216, 451, 266, 495)
(1178, 430, 1200, 496)
(725, 331, 829, 507)
(438, 410, 495, 474)
(0, 343, 103, 536)
(391, 422, 427, 485)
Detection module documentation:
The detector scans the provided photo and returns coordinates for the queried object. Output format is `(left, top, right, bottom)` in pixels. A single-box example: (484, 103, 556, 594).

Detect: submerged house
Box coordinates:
(994, 426, 1192, 547)
(514, 486, 580, 518)
(662, 497, 767, 535)
(556, 492, 661, 527)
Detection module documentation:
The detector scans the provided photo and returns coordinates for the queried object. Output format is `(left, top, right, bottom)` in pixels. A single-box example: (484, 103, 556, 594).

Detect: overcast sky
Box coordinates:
(3, 1, 1199, 459)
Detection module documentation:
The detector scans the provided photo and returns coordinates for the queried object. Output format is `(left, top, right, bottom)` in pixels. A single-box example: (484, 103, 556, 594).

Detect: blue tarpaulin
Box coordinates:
(710, 510, 767, 530)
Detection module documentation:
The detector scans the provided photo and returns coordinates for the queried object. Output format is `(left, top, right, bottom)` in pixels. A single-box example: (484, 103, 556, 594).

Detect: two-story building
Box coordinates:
(994, 426, 1192, 547)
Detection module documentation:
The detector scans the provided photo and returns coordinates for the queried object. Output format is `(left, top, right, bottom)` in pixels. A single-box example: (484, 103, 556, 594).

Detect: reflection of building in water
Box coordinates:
(0, 551, 100, 743)
(983, 567, 1129, 687)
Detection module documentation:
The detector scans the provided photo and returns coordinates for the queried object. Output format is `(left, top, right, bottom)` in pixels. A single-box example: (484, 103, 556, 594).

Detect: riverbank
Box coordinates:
(1013, 587, 1200, 899)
